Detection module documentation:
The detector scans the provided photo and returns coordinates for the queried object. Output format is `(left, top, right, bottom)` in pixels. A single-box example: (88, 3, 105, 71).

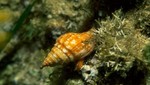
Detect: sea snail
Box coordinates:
(41, 29, 95, 69)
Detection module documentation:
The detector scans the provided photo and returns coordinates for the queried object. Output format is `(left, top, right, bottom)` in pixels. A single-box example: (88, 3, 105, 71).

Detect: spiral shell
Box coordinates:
(41, 30, 95, 69)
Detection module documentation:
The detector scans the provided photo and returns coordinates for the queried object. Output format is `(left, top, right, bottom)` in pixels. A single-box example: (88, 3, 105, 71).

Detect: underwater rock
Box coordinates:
(44, 0, 95, 33)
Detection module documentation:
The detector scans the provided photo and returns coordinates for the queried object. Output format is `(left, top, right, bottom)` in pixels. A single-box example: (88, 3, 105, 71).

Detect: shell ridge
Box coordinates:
(48, 52, 58, 63)
(57, 40, 75, 61)
(53, 46, 69, 62)
(51, 50, 61, 62)
(81, 43, 94, 59)
(70, 33, 90, 57)
(55, 46, 70, 63)
(51, 47, 64, 62)
(50, 51, 60, 63)
(58, 33, 73, 44)
(45, 53, 53, 65)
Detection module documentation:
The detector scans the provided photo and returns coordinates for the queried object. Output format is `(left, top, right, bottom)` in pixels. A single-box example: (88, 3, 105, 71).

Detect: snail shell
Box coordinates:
(41, 29, 95, 69)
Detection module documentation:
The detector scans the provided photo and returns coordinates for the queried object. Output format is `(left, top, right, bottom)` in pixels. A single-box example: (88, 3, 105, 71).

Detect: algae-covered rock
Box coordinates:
(43, 0, 95, 33)
(66, 78, 84, 85)
(81, 6, 150, 85)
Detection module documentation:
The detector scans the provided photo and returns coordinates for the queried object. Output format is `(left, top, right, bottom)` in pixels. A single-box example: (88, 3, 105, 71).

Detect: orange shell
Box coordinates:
(41, 30, 95, 69)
